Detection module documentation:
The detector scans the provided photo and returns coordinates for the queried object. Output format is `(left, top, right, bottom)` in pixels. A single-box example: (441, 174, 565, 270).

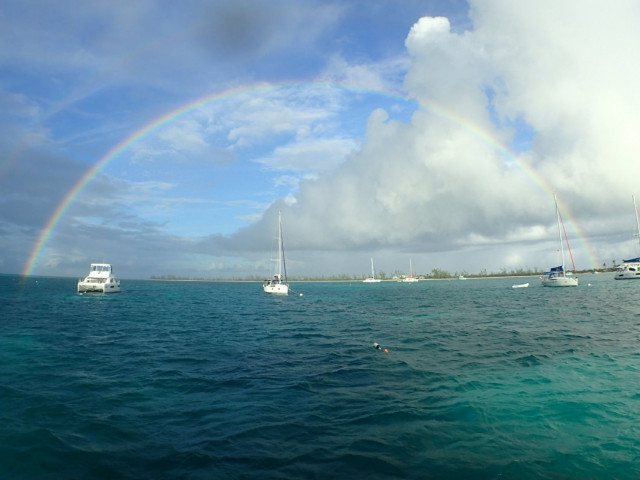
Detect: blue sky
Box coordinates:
(2, 0, 640, 280)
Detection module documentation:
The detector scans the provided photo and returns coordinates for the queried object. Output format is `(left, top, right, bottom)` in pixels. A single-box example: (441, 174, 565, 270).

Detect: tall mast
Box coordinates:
(554, 194, 566, 270)
(277, 211, 282, 278)
(634, 195, 640, 254)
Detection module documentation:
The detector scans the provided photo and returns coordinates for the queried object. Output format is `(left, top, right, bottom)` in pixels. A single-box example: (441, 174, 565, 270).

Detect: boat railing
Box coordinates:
(82, 277, 107, 284)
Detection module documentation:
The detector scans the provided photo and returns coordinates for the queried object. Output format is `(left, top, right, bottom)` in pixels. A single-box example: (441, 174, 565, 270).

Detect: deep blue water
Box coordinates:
(2, 274, 640, 479)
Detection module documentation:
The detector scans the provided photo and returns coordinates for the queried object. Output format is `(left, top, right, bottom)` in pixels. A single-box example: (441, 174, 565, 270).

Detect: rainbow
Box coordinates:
(21, 82, 599, 276)
(22, 82, 393, 276)
(420, 98, 600, 269)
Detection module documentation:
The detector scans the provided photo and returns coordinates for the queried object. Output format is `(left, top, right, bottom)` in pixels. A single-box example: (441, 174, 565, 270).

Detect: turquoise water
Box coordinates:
(1, 274, 640, 479)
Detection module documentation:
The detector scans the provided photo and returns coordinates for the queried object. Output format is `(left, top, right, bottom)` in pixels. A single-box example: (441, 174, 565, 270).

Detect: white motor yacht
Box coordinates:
(614, 258, 640, 280)
(78, 263, 121, 293)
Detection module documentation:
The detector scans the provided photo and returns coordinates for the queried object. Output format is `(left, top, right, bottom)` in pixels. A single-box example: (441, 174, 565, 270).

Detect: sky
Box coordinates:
(2, 0, 640, 280)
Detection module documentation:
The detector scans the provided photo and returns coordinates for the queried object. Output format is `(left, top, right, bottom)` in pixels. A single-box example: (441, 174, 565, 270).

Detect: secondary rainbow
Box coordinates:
(22, 82, 599, 276)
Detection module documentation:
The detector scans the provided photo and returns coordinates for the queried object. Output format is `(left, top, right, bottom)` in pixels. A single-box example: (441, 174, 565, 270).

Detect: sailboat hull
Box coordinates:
(263, 282, 289, 294)
(541, 275, 578, 287)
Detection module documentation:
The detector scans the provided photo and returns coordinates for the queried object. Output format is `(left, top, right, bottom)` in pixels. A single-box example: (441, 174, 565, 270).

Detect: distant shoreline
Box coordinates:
(148, 273, 606, 283)
(4, 271, 610, 282)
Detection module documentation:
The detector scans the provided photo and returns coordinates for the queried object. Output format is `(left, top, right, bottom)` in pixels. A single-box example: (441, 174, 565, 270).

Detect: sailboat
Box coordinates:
(363, 258, 381, 283)
(402, 259, 419, 282)
(263, 211, 289, 295)
(541, 194, 579, 287)
(614, 195, 640, 280)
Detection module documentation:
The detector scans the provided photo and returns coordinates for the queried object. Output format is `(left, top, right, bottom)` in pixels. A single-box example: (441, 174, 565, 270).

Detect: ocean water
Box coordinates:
(1, 273, 640, 479)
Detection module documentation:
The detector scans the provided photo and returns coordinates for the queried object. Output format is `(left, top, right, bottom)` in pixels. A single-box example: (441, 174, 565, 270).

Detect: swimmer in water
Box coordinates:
(373, 343, 389, 353)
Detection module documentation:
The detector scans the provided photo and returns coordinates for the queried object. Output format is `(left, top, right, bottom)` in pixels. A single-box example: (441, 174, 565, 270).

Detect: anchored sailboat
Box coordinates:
(402, 259, 419, 282)
(263, 211, 289, 295)
(541, 194, 578, 287)
(614, 195, 640, 280)
(363, 258, 381, 283)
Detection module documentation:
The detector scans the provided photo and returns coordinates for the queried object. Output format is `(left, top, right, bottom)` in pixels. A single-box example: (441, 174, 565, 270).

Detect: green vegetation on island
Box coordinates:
(150, 264, 614, 282)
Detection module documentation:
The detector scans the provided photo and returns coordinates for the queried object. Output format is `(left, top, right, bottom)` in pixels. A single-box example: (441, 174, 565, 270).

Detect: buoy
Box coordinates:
(299, 293, 303, 296)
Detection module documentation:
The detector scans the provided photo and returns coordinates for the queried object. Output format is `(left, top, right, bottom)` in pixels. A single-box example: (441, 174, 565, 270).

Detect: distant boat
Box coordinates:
(541, 194, 579, 287)
(614, 195, 640, 280)
(363, 258, 381, 283)
(77, 263, 121, 293)
(263, 211, 289, 295)
(511, 282, 529, 289)
(402, 259, 419, 282)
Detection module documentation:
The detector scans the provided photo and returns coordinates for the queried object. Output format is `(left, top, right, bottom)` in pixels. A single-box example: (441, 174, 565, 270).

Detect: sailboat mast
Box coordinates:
(633, 195, 640, 253)
(277, 211, 283, 278)
(554, 194, 566, 270)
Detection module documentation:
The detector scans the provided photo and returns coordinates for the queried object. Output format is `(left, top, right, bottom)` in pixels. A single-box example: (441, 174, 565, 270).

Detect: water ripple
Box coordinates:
(3, 275, 640, 478)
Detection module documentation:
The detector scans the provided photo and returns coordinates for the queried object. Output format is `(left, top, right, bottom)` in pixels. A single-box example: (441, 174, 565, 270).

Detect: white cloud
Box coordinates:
(222, 88, 353, 148)
(470, 0, 640, 200)
(6, 1, 640, 279)
(406, 16, 451, 45)
(254, 137, 359, 173)
(320, 55, 410, 94)
(231, 1, 640, 275)
(127, 86, 364, 191)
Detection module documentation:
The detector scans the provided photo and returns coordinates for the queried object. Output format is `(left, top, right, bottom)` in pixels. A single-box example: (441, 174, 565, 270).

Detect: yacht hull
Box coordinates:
(77, 281, 121, 293)
(614, 273, 640, 280)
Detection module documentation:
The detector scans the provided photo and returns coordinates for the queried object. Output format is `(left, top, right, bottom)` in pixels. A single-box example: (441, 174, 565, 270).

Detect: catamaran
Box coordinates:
(614, 195, 640, 280)
(363, 258, 381, 283)
(541, 194, 578, 287)
(263, 211, 289, 295)
(77, 263, 121, 293)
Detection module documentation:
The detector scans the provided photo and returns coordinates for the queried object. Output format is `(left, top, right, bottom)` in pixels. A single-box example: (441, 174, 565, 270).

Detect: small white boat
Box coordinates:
(615, 195, 640, 280)
(401, 259, 419, 282)
(77, 263, 121, 293)
(263, 211, 290, 295)
(541, 194, 578, 287)
(363, 258, 381, 283)
(511, 282, 529, 289)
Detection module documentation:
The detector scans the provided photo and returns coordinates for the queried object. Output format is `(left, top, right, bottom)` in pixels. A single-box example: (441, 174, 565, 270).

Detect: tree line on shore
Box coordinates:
(150, 265, 610, 282)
